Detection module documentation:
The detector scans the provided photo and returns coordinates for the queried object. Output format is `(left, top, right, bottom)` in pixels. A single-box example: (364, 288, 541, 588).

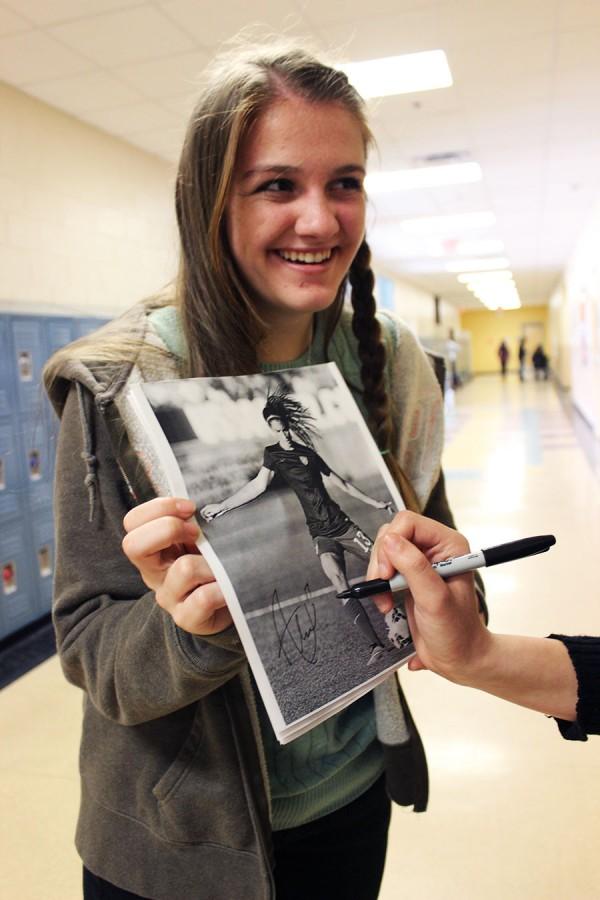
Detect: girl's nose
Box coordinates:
(294, 192, 339, 239)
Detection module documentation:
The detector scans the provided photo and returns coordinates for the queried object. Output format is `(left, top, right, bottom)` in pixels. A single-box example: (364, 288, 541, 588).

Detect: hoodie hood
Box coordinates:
(44, 301, 180, 521)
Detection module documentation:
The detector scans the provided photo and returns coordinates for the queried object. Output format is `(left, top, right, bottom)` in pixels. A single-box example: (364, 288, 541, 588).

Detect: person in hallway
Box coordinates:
(368, 511, 600, 742)
(497, 339, 509, 376)
(518, 336, 527, 381)
(532, 344, 549, 380)
(201, 385, 394, 666)
(43, 41, 484, 900)
(446, 328, 461, 389)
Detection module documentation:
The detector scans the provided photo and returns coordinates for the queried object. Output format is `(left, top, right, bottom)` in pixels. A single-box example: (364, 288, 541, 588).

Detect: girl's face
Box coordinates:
(226, 94, 367, 327)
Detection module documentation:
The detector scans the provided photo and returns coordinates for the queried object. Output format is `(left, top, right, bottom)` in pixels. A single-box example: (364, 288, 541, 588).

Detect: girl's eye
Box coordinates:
(332, 177, 363, 192)
(257, 178, 295, 194)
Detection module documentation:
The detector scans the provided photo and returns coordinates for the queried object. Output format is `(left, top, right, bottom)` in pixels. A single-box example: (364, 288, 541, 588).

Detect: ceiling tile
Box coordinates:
(0, 0, 140, 27)
(0, 30, 93, 83)
(556, 27, 600, 73)
(299, 0, 447, 26)
(0, 4, 32, 35)
(158, 0, 310, 47)
(309, 6, 450, 61)
(49, 5, 195, 67)
(437, 0, 555, 46)
(557, 0, 600, 29)
(448, 33, 554, 84)
(80, 101, 182, 137)
(115, 50, 210, 100)
(25, 70, 145, 115)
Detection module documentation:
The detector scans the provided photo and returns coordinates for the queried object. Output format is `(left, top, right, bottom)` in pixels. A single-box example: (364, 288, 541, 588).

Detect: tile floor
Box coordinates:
(1, 374, 599, 900)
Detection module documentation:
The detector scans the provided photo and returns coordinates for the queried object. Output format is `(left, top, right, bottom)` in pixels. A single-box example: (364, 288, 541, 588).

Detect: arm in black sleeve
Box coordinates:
(549, 635, 600, 740)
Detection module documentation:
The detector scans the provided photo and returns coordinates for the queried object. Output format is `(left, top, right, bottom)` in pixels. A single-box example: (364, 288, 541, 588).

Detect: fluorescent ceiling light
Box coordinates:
(446, 256, 509, 272)
(480, 296, 522, 311)
(467, 275, 521, 310)
(366, 162, 482, 192)
(458, 270, 513, 284)
(400, 211, 496, 234)
(342, 50, 452, 100)
(453, 239, 505, 256)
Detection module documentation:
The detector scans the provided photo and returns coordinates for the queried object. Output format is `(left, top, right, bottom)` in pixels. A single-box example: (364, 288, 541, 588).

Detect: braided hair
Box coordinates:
(346, 240, 421, 512)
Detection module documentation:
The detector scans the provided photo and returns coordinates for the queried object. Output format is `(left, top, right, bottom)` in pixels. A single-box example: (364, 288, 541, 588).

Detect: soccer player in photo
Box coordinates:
(201, 386, 393, 666)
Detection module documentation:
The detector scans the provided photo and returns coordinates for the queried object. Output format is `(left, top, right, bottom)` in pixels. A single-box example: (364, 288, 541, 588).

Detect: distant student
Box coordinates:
(518, 336, 527, 381)
(497, 339, 509, 376)
(532, 344, 549, 380)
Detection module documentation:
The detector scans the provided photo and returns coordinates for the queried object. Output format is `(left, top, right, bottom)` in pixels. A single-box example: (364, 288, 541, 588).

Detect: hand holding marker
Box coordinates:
(337, 535, 556, 600)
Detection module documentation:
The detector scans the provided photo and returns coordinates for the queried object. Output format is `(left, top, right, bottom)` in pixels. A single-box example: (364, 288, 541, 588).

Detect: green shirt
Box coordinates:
(148, 305, 384, 829)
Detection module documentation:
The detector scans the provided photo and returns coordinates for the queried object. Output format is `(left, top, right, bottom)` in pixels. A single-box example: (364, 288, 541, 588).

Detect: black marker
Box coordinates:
(337, 535, 556, 600)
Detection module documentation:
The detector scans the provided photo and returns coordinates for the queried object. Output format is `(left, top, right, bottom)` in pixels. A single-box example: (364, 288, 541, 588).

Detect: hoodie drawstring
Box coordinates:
(76, 382, 98, 523)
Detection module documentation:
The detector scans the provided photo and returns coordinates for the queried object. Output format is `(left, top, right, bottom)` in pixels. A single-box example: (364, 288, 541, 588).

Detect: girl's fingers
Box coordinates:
(122, 516, 200, 571)
(170, 582, 233, 636)
(156, 557, 231, 635)
(123, 497, 196, 532)
(380, 532, 449, 615)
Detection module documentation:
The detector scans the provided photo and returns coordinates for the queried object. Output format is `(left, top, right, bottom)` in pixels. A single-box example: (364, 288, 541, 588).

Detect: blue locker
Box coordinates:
(46, 316, 76, 357)
(15, 413, 54, 511)
(10, 316, 47, 417)
(0, 418, 23, 522)
(0, 517, 37, 639)
(74, 316, 110, 338)
(0, 317, 17, 418)
(28, 505, 55, 615)
(43, 317, 77, 470)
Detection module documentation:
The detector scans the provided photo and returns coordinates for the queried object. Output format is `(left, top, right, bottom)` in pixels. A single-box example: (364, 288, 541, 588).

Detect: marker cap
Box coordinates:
(482, 535, 555, 567)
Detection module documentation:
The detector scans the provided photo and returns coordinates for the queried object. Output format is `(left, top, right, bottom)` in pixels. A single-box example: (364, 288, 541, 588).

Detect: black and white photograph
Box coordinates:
(133, 364, 414, 741)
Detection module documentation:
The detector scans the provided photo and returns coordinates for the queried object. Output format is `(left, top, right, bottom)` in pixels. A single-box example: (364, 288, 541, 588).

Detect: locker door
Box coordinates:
(16, 413, 54, 512)
(0, 419, 22, 522)
(46, 317, 76, 357)
(0, 518, 37, 638)
(44, 316, 76, 472)
(74, 316, 110, 338)
(10, 316, 46, 417)
(29, 505, 55, 616)
(0, 316, 17, 418)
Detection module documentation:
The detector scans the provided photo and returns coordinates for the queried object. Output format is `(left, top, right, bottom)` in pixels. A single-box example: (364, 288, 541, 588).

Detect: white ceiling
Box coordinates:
(2, 0, 600, 309)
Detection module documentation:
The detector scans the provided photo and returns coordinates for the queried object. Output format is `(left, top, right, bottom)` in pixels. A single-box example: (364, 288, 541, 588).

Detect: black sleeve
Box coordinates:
(548, 635, 600, 740)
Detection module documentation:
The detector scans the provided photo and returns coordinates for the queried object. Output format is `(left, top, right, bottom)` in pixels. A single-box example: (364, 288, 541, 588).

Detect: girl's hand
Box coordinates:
(368, 511, 490, 681)
(122, 497, 233, 635)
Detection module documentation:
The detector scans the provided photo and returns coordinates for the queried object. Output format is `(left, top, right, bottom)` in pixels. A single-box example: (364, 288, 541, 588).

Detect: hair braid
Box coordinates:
(348, 240, 392, 450)
(348, 240, 421, 512)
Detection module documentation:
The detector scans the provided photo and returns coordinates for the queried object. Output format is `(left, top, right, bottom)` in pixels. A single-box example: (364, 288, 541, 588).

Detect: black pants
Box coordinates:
(83, 775, 391, 899)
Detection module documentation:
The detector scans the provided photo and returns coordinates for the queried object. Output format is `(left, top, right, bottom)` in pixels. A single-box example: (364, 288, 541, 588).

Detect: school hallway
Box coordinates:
(1, 372, 600, 900)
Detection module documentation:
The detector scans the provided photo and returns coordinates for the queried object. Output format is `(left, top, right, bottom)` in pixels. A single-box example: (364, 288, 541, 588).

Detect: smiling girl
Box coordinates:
(44, 42, 481, 900)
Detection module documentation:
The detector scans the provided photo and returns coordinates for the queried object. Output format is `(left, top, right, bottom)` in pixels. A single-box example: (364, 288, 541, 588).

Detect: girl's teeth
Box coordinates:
(279, 250, 331, 264)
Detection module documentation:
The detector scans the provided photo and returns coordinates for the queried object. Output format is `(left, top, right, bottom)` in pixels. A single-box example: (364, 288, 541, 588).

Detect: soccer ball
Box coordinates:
(384, 605, 411, 649)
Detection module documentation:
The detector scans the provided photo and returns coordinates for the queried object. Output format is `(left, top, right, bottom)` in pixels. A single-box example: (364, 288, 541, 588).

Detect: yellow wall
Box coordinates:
(460, 306, 549, 374)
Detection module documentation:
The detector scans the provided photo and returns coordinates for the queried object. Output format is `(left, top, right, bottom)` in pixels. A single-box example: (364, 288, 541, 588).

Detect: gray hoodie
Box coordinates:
(46, 302, 481, 899)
